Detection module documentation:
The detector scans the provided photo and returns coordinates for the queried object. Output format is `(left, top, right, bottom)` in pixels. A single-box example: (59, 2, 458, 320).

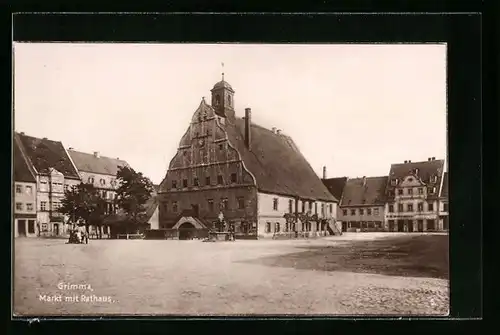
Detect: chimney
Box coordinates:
(408, 160, 411, 163)
(20, 132, 25, 135)
(404, 160, 408, 164)
(322, 166, 327, 179)
(276, 129, 281, 135)
(432, 157, 435, 160)
(244, 108, 252, 150)
(94, 151, 100, 158)
(42, 137, 48, 140)
(271, 127, 277, 133)
(362, 176, 367, 186)
(428, 157, 431, 161)
(68, 147, 74, 150)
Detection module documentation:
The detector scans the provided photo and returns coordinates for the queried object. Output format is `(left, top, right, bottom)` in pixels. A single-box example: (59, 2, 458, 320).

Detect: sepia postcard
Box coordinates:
(13, 42, 449, 317)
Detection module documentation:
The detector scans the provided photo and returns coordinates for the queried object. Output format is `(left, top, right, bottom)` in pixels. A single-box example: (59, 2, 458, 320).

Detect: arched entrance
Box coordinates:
(178, 222, 196, 240)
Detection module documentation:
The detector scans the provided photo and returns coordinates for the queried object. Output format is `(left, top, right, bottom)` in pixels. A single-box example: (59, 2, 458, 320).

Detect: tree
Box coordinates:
(115, 166, 154, 234)
(60, 182, 107, 238)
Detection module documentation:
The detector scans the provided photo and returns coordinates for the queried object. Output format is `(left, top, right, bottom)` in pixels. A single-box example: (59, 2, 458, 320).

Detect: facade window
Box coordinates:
(315, 203, 318, 215)
(373, 208, 379, 215)
(27, 203, 34, 211)
(273, 198, 278, 211)
(428, 187, 435, 194)
(266, 222, 271, 233)
(398, 189, 403, 195)
(100, 179, 106, 185)
(237, 197, 245, 209)
(205, 176, 211, 186)
(41, 201, 47, 211)
(388, 204, 394, 212)
(26, 185, 33, 194)
(301, 201, 305, 213)
(88, 177, 94, 184)
(172, 180, 177, 189)
(16, 202, 23, 211)
(443, 203, 449, 212)
(217, 175, 223, 185)
(193, 178, 199, 187)
(28, 220, 35, 234)
(343, 209, 348, 216)
(162, 202, 168, 212)
(391, 179, 398, 186)
(288, 199, 293, 213)
(221, 198, 229, 210)
(309, 201, 313, 213)
(408, 188, 413, 195)
(172, 201, 178, 212)
(407, 204, 414, 212)
(41, 181, 47, 184)
(219, 143, 225, 150)
(230, 173, 237, 183)
(275, 222, 280, 232)
(428, 202, 434, 211)
(183, 151, 187, 156)
(359, 208, 364, 215)
(418, 187, 424, 194)
(351, 209, 356, 215)
(16, 185, 22, 193)
(367, 208, 372, 215)
(183, 179, 188, 188)
(208, 199, 214, 212)
(64, 185, 69, 192)
(427, 219, 435, 230)
(398, 204, 404, 212)
(418, 203, 424, 211)
(329, 204, 333, 214)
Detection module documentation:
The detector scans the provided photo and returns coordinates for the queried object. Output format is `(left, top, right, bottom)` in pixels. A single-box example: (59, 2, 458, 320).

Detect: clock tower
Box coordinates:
(210, 74, 235, 120)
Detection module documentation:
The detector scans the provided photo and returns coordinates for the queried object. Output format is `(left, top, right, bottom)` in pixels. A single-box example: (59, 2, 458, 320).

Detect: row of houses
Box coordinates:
(156, 77, 448, 239)
(13, 132, 159, 238)
(322, 158, 448, 232)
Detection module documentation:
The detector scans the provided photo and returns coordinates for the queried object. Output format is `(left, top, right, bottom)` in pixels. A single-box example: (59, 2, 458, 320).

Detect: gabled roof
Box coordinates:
(340, 176, 388, 207)
(322, 177, 348, 201)
(224, 116, 337, 202)
(68, 150, 129, 176)
(441, 172, 448, 198)
(13, 138, 36, 183)
(16, 132, 80, 179)
(386, 159, 445, 200)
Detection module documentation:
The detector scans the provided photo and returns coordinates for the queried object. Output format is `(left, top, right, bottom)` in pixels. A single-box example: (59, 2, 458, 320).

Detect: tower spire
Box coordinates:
(221, 62, 224, 81)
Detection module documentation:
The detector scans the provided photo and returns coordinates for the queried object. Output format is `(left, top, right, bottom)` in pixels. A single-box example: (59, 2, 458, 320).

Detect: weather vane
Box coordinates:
(221, 62, 224, 81)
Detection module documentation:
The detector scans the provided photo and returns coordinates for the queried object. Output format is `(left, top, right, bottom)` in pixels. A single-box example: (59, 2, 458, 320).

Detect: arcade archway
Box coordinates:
(178, 222, 196, 240)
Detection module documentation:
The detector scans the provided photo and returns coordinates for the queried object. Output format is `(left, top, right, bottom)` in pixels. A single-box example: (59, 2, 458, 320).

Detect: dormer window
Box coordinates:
(431, 175, 438, 183)
(215, 95, 221, 105)
(391, 178, 398, 186)
(227, 95, 232, 106)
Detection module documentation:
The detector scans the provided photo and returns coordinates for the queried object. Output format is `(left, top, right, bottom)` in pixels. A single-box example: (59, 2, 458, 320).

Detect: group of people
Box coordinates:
(68, 228, 89, 244)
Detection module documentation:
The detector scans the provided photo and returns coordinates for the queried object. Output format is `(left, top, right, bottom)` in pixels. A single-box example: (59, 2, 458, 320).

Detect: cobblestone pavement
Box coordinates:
(13, 234, 449, 316)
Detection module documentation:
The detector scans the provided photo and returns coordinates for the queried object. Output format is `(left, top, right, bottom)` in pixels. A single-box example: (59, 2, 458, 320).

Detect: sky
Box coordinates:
(14, 43, 447, 185)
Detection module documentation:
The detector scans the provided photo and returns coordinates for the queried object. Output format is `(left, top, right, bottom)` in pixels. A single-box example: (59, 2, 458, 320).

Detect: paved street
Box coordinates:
(14, 233, 449, 316)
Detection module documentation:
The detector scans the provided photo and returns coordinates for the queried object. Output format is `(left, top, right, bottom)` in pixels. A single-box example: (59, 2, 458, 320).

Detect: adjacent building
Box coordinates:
(384, 158, 446, 232)
(335, 176, 388, 232)
(67, 149, 130, 237)
(13, 139, 38, 237)
(15, 132, 81, 237)
(158, 78, 339, 239)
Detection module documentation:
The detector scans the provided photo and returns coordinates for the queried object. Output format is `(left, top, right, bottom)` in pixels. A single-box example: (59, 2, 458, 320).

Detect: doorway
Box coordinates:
(388, 220, 395, 232)
(417, 220, 424, 232)
(54, 223, 60, 235)
(342, 222, 348, 232)
(397, 220, 405, 232)
(178, 222, 196, 240)
(18, 220, 26, 237)
(407, 220, 414, 232)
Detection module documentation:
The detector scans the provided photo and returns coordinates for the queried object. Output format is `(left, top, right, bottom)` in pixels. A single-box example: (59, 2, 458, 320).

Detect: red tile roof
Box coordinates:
(225, 117, 337, 202)
(322, 177, 348, 201)
(13, 138, 36, 183)
(68, 150, 129, 176)
(340, 176, 388, 207)
(16, 132, 80, 179)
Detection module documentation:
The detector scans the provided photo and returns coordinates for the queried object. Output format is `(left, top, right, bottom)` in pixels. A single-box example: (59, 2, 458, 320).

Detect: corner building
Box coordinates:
(158, 79, 338, 239)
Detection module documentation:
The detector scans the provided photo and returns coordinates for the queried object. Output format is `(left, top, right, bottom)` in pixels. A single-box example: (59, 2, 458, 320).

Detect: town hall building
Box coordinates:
(158, 77, 340, 239)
